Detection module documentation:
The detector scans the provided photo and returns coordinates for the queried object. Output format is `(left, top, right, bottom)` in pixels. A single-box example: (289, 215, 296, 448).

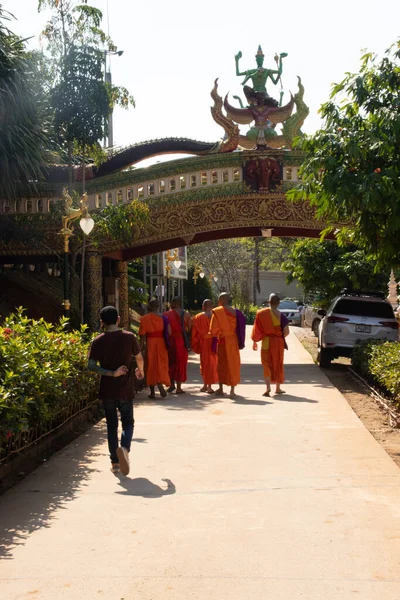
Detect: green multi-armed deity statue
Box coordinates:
(210, 44, 309, 150)
(235, 45, 288, 107)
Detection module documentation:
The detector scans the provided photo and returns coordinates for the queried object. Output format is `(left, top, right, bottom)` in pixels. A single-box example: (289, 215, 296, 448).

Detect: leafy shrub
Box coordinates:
(351, 339, 400, 407)
(0, 309, 98, 445)
(242, 304, 259, 325)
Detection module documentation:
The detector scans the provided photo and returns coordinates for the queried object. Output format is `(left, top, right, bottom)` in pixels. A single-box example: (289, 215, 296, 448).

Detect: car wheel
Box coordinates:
(312, 319, 320, 337)
(317, 347, 332, 368)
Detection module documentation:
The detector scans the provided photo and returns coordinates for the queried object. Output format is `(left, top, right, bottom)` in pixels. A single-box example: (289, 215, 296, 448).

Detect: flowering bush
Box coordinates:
(0, 309, 98, 446)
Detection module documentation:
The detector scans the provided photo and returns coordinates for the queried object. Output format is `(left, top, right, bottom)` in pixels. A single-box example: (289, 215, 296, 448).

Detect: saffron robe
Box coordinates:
(139, 313, 170, 386)
(209, 306, 243, 386)
(251, 308, 288, 384)
(191, 313, 218, 385)
(165, 309, 189, 383)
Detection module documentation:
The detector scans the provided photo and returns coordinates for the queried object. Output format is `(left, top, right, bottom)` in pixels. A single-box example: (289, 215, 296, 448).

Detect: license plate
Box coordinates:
(355, 324, 371, 333)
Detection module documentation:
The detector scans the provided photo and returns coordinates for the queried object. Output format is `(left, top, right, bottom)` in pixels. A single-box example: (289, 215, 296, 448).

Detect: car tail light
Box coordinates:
(379, 321, 399, 330)
(327, 316, 349, 323)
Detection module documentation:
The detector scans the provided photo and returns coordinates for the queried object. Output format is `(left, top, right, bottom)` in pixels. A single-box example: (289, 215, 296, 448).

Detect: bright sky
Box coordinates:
(6, 0, 400, 152)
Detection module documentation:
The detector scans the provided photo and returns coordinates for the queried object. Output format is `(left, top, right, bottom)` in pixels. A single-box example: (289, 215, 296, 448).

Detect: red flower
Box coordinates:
(374, 168, 381, 173)
(6, 431, 12, 439)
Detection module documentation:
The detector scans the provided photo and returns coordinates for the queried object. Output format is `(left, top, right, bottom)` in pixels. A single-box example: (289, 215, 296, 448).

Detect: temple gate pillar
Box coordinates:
(85, 250, 103, 331)
(116, 260, 130, 330)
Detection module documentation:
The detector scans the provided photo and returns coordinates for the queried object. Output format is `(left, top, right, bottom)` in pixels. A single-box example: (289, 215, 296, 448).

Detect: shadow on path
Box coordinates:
(230, 396, 273, 406)
(0, 427, 107, 560)
(136, 393, 222, 412)
(273, 394, 318, 404)
(115, 477, 176, 498)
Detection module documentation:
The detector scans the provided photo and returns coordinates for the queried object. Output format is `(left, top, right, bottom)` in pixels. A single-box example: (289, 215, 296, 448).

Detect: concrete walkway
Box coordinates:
(1, 329, 400, 599)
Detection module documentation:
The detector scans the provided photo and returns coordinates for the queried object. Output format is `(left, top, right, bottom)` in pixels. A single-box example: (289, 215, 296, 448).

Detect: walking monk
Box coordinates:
(139, 300, 170, 399)
(251, 293, 290, 397)
(210, 293, 246, 398)
(165, 297, 192, 394)
(191, 299, 218, 393)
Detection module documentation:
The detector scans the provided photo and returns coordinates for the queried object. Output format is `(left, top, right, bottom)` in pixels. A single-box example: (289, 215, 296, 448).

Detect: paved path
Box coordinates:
(1, 329, 400, 599)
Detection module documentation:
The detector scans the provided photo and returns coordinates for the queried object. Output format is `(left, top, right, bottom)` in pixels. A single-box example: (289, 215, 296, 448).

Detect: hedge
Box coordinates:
(351, 339, 400, 407)
(0, 309, 98, 451)
(242, 304, 259, 325)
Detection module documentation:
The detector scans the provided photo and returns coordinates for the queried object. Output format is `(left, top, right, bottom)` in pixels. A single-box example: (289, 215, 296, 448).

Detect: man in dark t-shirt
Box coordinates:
(88, 306, 144, 476)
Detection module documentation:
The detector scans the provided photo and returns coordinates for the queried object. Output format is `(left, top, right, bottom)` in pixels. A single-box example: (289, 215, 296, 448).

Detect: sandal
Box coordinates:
(158, 384, 167, 398)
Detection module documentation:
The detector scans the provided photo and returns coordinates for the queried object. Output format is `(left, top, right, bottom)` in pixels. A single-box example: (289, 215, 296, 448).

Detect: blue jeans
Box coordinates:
(103, 399, 134, 464)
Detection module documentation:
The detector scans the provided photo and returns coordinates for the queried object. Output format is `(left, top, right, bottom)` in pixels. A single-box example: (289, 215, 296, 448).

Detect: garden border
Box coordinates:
(349, 367, 400, 429)
(0, 399, 102, 494)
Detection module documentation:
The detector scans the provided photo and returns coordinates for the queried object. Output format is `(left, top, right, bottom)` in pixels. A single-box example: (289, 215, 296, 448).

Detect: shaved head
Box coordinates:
(203, 299, 213, 311)
(171, 296, 182, 309)
(218, 292, 230, 306)
(269, 293, 280, 307)
(147, 299, 159, 312)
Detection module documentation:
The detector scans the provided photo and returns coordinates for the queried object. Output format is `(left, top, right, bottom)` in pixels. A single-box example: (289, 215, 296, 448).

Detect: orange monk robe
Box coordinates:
(191, 313, 218, 385)
(209, 306, 240, 386)
(165, 309, 189, 383)
(251, 308, 285, 384)
(139, 313, 170, 386)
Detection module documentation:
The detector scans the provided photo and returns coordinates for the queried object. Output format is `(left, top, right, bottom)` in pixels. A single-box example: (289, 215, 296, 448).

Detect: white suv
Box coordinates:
(317, 291, 398, 368)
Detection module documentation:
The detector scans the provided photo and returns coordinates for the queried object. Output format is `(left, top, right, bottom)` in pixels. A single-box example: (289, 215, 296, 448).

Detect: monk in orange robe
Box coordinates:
(139, 299, 170, 399)
(209, 293, 246, 398)
(191, 299, 218, 393)
(251, 294, 289, 397)
(165, 296, 192, 394)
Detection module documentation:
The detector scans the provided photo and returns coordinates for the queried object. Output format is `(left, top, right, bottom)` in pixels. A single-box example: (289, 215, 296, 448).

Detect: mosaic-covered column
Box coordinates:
(85, 250, 103, 331)
(117, 260, 130, 330)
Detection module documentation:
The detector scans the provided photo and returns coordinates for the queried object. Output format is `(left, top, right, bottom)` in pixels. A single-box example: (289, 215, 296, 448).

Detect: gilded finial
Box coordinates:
(256, 45, 264, 57)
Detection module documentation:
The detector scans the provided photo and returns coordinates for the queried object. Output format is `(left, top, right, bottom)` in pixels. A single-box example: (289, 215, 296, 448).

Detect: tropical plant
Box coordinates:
(289, 40, 400, 267)
(0, 8, 48, 199)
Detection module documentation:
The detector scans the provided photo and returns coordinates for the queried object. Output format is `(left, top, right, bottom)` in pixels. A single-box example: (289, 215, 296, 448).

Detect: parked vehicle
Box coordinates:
(278, 300, 302, 326)
(260, 298, 302, 326)
(303, 306, 323, 336)
(317, 290, 398, 368)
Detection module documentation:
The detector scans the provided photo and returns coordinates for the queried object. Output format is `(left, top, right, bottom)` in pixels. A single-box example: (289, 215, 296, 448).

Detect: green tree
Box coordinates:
(239, 237, 296, 304)
(184, 268, 213, 311)
(39, 0, 134, 190)
(51, 43, 109, 190)
(289, 40, 400, 267)
(188, 240, 253, 308)
(283, 239, 390, 307)
(0, 8, 48, 199)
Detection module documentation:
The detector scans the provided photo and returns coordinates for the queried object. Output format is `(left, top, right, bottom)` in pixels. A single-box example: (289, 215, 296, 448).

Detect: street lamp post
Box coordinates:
(60, 189, 95, 319)
(104, 46, 124, 148)
(192, 265, 205, 306)
(164, 248, 180, 307)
